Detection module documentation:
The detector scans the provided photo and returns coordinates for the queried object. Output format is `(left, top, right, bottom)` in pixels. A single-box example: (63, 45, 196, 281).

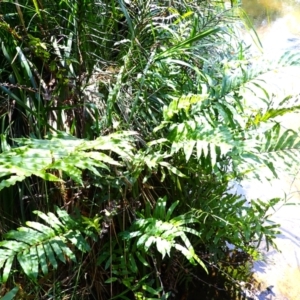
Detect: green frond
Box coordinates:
(241, 124, 300, 178)
(124, 197, 207, 273)
(156, 119, 241, 171)
(0, 207, 91, 283)
(0, 131, 136, 191)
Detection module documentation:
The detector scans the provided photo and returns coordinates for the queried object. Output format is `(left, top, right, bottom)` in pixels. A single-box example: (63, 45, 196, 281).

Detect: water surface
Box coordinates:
(239, 1, 300, 299)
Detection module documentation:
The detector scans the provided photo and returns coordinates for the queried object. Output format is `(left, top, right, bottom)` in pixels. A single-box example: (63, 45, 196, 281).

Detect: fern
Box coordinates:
(122, 197, 207, 272)
(238, 124, 300, 178)
(153, 53, 300, 181)
(219, 50, 300, 98)
(0, 206, 95, 283)
(154, 118, 244, 175)
(158, 116, 300, 181)
(0, 131, 136, 191)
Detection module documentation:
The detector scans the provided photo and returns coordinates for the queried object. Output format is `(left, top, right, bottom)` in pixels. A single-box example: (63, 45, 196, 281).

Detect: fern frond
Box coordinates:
(220, 50, 300, 99)
(123, 197, 208, 272)
(158, 119, 243, 169)
(236, 124, 300, 179)
(0, 207, 91, 283)
(0, 131, 136, 191)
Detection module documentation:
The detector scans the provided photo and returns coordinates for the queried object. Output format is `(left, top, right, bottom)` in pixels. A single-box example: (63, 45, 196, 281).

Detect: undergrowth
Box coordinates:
(1, 0, 300, 299)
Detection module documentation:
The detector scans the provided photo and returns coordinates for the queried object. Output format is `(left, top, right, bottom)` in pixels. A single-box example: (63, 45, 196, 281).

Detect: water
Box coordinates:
(239, 1, 300, 299)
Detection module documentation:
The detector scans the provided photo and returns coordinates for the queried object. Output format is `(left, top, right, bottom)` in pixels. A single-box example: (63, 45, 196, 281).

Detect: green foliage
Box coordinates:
(1, 0, 300, 299)
(154, 50, 300, 181)
(0, 131, 135, 190)
(124, 197, 207, 270)
(0, 287, 19, 300)
(0, 206, 93, 283)
(191, 191, 281, 255)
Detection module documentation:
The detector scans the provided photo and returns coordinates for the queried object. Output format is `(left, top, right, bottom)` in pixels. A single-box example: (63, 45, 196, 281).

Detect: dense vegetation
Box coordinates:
(1, 0, 300, 299)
